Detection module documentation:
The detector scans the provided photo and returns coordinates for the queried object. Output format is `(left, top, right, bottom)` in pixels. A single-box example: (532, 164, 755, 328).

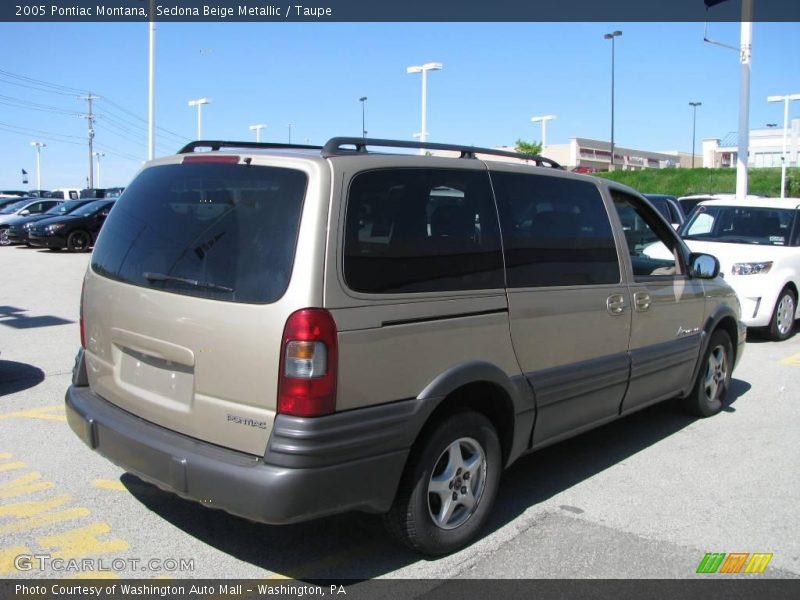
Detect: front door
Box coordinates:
(609, 189, 706, 413)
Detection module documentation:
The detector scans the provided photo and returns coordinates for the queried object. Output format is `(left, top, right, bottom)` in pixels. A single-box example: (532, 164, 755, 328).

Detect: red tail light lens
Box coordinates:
(277, 309, 338, 417)
(79, 279, 86, 349)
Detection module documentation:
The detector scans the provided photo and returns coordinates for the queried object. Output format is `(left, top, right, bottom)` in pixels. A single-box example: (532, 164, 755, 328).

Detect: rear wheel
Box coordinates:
(67, 230, 91, 252)
(768, 288, 796, 341)
(383, 410, 501, 555)
(682, 330, 733, 417)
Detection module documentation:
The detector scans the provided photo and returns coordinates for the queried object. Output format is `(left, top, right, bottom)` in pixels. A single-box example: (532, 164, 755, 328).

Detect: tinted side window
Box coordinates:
(344, 168, 503, 293)
(612, 191, 683, 278)
(491, 172, 620, 287)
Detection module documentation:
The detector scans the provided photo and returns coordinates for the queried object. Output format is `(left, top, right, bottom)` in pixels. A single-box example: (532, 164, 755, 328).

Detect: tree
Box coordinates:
(514, 139, 542, 155)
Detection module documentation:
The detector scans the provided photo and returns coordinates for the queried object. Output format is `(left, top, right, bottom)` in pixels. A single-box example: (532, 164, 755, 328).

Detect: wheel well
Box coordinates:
(783, 282, 798, 301)
(415, 381, 515, 467)
(715, 316, 740, 365)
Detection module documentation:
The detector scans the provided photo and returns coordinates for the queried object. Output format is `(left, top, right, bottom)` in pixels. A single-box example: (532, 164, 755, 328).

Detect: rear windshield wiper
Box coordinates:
(143, 272, 233, 292)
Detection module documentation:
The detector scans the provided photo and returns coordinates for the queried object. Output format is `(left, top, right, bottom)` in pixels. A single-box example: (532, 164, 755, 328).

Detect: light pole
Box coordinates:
(767, 93, 800, 199)
(147, 0, 156, 160)
(288, 123, 293, 144)
(249, 124, 266, 142)
(603, 30, 622, 170)
(359, 96, 368, 138)
(407, 62, 443, 154)
(188, 97, 210, 139)
(93, 152, 105, 188)
(530, 115, 556, 153)
(30, 142, 46, 190)
(689, 102, 702, 168)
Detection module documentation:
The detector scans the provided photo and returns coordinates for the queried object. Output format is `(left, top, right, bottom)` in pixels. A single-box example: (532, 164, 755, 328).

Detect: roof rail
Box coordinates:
(321, 137, 562, 168)
(177, 140, 323, 154)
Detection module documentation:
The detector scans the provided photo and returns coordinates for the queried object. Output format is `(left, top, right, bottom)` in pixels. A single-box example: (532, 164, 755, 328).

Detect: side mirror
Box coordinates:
(689, 252, 720, 279)
(19, 210, 30, 216)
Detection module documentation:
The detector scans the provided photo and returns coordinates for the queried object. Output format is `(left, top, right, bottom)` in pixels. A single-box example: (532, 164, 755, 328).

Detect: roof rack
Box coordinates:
(178, 140, 323, 154)
(321, 137, 562, 169)
(176, 138, 562, 170)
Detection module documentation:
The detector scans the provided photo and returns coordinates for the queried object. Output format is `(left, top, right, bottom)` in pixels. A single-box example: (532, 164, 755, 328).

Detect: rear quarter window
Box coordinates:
(91, 162, 307, 304)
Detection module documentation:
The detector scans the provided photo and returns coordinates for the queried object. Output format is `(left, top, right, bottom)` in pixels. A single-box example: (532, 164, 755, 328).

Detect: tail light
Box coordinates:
(277, 309, 338, 417)
(79, 279, 86, 349)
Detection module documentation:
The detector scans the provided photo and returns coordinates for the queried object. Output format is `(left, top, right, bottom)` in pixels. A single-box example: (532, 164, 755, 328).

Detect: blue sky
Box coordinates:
(1, 21, 799, 189)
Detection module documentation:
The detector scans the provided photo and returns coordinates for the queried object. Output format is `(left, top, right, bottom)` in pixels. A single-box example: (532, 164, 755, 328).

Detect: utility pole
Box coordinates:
(80, 94, 99, 189)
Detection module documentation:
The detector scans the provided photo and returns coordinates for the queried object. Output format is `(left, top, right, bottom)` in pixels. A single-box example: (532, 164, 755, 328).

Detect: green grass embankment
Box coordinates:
(594, 167, 800, 198)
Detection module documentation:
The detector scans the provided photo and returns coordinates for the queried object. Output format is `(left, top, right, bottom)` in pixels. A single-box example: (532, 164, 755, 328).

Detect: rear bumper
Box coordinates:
(66, 380, 419, 525)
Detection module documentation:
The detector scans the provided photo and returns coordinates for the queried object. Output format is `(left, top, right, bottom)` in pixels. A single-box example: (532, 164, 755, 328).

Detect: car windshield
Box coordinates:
(46, 200, 88, 216)
(73, 200, 111, 217)
(681, 205, 796, 246)
(0, 199, 30, 214)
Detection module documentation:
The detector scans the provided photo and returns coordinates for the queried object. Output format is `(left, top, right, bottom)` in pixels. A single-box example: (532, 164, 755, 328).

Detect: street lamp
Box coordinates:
(407, 62, 443, 153)
(603, 30, 622, 170)
(288, 123, 293, 144)
(30, 142, 46, 190)
(93, 152, 105, 188)
(766, 123, 778, 128)
(249, 124, 266, 143)
(359, 96, 368, 138)
(767, 93, 800, 199)
(689, 102, 702, 168)
(187, 97, 211, 138)
(530, 115, 556, 153)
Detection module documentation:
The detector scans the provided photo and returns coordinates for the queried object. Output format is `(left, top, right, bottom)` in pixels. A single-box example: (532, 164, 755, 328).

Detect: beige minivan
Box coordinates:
(67, 138, 746, 555)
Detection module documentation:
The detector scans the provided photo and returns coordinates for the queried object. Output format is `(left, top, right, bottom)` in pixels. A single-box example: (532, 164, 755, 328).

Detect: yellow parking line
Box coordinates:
(0, 405, 67, 422)
(0, 462, 26, 473)
(38, 522, 129, 559)
(91, 480, 126, 492)
(0, 453, 11, 460)
(780, 353, 800, 366)
(0, 494, 71, 518)
(0, 472, 54, 498)
(0, 507, 90, 535)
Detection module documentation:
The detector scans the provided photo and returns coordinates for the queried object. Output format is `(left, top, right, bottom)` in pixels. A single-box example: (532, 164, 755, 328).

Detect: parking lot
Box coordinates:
(1, 246, 799, 580)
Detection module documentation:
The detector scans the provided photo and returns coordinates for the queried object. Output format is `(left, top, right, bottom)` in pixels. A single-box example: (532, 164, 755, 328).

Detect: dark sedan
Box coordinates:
(5, 199, 95, 245)
(28, 200, 115, 252)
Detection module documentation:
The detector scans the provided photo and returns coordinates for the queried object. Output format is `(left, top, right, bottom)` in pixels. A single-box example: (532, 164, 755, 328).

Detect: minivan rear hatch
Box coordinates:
(83, 159, 312, 455)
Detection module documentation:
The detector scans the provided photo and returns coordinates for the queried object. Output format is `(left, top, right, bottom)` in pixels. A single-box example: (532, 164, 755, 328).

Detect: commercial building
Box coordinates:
(537, 138, 698, 172)
(703, 119, 800, 169)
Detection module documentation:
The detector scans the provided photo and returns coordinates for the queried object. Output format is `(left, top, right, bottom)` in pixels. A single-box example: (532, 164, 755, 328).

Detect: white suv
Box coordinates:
(651, 197, 799, 340)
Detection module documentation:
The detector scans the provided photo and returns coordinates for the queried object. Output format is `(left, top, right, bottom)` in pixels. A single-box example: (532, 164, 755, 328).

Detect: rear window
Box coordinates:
(91, 163, 308, 304)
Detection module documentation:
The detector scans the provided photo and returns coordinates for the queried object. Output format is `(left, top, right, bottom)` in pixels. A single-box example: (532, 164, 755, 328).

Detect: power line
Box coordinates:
(0, 68, 88, 95)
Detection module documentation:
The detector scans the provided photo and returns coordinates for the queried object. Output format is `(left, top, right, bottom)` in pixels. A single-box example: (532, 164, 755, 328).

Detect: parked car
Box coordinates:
(5, 199, 95, 245)
(647, 197, 799, 340)
(28, 199, 115, 252)
(66, 137, 744, 556)
(0, 198, 63, 245)
(677, 193, 766, 216)
(643, 194, 685, 229)
(0, 197, 27, 211)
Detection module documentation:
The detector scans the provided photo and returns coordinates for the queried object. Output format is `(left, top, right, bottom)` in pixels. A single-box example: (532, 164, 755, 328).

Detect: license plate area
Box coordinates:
(118, 347, 194, 406)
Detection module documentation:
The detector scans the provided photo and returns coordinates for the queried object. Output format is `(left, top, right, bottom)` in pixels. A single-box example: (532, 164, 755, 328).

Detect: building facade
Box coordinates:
(540, 138, 694, 172)
(703, 119, 800, 169)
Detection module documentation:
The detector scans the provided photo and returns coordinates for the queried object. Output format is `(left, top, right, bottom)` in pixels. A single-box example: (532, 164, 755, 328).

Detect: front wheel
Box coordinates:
(682, 330, 733, 417)
(769, 288, 796, 341)
(66, 230, 91, 252)
(0, 228, 9, 246)
(383, 410, 501, 555)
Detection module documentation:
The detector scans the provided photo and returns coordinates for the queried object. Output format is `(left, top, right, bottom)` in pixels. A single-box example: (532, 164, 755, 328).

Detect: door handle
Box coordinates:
(606, 294, 626, 315)
(634, 291, 651, 312)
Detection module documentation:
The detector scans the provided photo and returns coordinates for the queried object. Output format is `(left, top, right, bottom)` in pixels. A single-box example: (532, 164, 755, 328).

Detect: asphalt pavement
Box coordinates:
(1, 246, 798, 581)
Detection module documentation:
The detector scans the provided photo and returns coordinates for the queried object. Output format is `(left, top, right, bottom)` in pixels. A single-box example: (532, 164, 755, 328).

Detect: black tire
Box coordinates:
(66, 230, 91, 253)
(383, 410, 501, 556)
(682, 330, 733, 417)
(0, 227, 9, 247)
(768, 288, 796, 341)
